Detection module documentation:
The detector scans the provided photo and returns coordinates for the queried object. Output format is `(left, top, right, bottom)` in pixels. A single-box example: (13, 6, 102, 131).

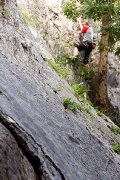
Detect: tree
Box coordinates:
(62, 0, 120, 115)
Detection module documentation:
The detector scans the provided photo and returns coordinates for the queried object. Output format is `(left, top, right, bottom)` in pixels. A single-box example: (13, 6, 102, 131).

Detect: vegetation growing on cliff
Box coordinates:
(20, 8, 36, 26)
(62, 0, 120, 117)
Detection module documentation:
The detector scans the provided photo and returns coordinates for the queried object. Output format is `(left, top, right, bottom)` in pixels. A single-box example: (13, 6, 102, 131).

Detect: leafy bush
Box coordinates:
(47, 59, 69, 80)
(110, 125, 120, 135)
(63, 98, 80, 113)
(66, 54, 95, 80)
(112, 144, 120, 155)
(98, 126, 104, 133)
(71, 82, 90, 99)
(70, 83, 94, 118)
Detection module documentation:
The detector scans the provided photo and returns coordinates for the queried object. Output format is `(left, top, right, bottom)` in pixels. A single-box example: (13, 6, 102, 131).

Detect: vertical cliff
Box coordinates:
(16, 0, 78, 59)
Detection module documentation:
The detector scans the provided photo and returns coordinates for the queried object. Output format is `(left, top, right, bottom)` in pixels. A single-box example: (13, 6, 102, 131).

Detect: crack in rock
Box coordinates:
(0, 90, 9, 100)
(0, 111, 66, 180)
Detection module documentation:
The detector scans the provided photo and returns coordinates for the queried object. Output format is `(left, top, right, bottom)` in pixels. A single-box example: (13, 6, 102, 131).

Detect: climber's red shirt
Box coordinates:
(81, 26, 89, 33)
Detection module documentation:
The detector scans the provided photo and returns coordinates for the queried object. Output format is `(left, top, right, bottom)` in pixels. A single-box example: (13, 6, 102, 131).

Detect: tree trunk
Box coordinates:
(98, 15, 110, 114)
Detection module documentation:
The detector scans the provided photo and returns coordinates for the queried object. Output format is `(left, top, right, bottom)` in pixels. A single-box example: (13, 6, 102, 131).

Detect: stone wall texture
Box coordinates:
(0, 0, 120, 180)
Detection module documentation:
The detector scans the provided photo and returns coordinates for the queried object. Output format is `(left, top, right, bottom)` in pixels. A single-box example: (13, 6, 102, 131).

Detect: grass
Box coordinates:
(47, 59, 70, 80)
(110, 125, 120, 135)
(71, 82, 90, 100)
(20, 8, 36, 26)
(112, 144, 120, 155)
(63, 98, 81, 113)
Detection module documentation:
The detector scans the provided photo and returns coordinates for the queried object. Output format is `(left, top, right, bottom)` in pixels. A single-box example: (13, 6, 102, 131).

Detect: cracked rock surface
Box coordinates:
(0, 123, 36, 180)
(0, 49, 120, 180)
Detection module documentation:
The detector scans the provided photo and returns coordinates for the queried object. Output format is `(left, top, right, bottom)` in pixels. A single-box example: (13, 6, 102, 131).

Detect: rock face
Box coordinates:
(90, 52, 120, 126)
(16, 0, 78, 59)
(107, 53, 120, 125)
(6, 0, 120, 125)
(1, 53, 120, 179)
(0, 123, 36, 180)
(0, 0, 120, 180)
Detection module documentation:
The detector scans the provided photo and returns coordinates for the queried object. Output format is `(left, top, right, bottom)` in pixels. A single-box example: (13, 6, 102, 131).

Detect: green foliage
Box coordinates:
(115, 46, 120, 57)
(20, 8, 36, 26)
(98, 42, 106, 52)
(63, 87, 94, 118)
(56, 51, 71, 65)
(98, 126, 104, 133)
(62, 0, 115, 21)
(71, 82, 89, 99)
(62, 0, 80, 22)
(77, 63, 95, 80)
(63, 98, 81, 113)
(87, 125, 95, 132)
(62, 0, 120, 54)
(54, 33, 73, 64)
(53, 33, 95, 81)
(62, 0, 119, 22)
(95, 108, 104, 116)
(70, 82, 94, 118)
(112, 143, 120, 155)
(95, 107, 109, 120)
(110, 125, 120, 135)
(83, 102, 94, 119)
(47, 59, 69, 80)
(66, 54, 95, 80)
